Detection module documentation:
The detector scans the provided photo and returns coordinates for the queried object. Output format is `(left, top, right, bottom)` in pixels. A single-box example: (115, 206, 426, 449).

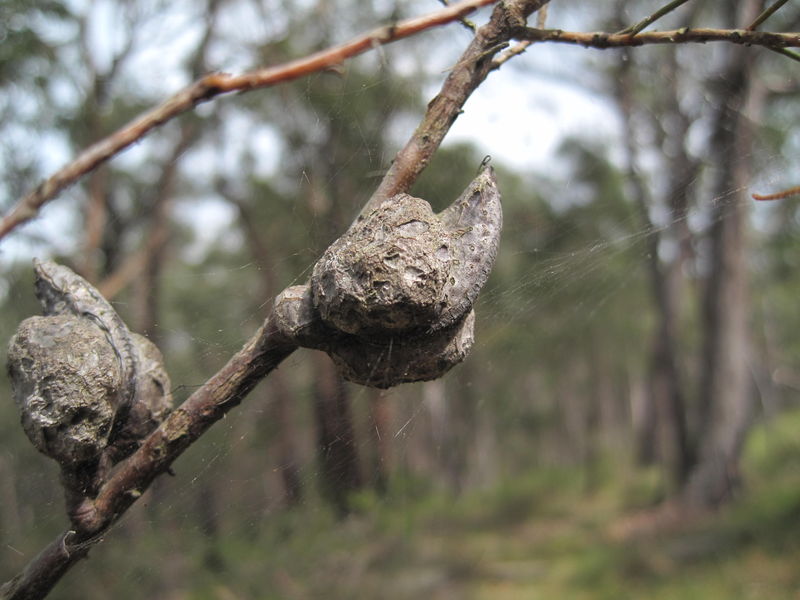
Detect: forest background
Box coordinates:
(1, 0, 800, 597)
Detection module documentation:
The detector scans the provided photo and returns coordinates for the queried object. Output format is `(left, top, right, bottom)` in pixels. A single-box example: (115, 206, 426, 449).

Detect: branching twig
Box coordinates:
(617, 0, 695, 36)
(536, 5, 548, 29)
(491, 40, 533, 68)
(748, 0, 790, 31)
(438, 0, 477, 33)
(362, 0, 552, 214)
(96, 221, 168, 300)
(0, 0, 500, 242)
(512, 26, 800, 50)
(0, 2, 548, 598)
(97, 125, 198, 300)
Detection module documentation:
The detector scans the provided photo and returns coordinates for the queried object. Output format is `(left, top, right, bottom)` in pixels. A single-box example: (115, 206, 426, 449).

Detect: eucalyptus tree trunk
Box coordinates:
(234, 199, 304, 506)
(682, 0, 760, 508)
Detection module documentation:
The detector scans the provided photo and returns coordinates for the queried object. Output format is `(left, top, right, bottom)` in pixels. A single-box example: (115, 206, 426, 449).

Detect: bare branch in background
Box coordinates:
(0, 0, 499, 242)
(536, 5, 548, 28)
(768, 47, 800, 61)
(3, 0, 797, 241)
(438, 0, 477, 33)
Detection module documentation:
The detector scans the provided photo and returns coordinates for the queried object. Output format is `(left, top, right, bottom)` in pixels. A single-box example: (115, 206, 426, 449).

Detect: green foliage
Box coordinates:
(0, 1, 69, 84)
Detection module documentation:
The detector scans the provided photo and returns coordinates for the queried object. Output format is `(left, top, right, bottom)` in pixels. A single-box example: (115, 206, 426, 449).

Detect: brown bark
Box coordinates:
(682, 0, 760, 509)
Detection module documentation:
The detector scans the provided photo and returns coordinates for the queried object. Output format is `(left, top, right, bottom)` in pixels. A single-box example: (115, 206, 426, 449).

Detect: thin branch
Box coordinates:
(617, 0, 695, 36)
(0, 0, 500, 242)
(491, 40, 533, 68)
(752, 185, 800, 200)
(748, 0, 791, 31)
(1, 316, 297, 600)
(512, 26, 800, 50)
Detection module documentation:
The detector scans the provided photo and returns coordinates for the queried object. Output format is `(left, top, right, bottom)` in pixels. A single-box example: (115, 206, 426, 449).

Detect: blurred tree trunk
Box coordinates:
(313, 352, 363, 514)
(132, 0, 217, 338)
(682, 0, 760, 508)
(615, 50, 697, 489)
(134, 127, 195, 342)
(437, 375, 480, 493)
(233, 198, 304, 507)
(419, 378, 448, 479)
(557, 357, 591, 467)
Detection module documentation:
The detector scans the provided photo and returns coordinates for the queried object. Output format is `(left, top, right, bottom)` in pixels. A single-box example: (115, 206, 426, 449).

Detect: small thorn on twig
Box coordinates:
(60, 531, 76, 559)
(324, 63, 346, 76)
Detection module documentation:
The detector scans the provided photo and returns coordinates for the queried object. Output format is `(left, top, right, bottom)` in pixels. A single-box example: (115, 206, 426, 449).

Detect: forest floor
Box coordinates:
(170, 408, 800, 600)
(64, 408, 800, 600)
